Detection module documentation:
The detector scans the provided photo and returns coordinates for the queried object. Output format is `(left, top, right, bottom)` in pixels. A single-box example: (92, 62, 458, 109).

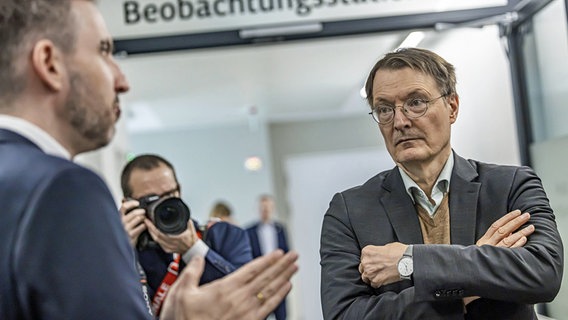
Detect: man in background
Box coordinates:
(120, 154, 253, 314)
(246, 194, 291, 320)
(0, 0, 296, 318)
(320, 47, 563, 319)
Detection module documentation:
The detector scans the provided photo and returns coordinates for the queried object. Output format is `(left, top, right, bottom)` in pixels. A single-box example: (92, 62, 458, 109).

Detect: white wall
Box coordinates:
(285, 148, 394, 320)
(429, 26, 520, 165)
(129, 122, 274, 225)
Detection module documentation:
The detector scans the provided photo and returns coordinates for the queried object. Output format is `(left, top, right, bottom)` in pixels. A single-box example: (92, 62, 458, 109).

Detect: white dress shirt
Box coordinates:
(399, 151, 454, 217)
(0, 115, 70, 159)
(258, 222, 278, 255)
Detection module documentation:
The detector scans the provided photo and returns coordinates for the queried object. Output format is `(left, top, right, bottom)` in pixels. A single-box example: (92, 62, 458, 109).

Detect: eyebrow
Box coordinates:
(373, 90, 429, 105)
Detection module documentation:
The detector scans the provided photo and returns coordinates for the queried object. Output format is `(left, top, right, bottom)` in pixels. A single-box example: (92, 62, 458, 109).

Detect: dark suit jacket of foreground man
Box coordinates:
(320, 152, 563, 320)
(0, 129, 150, 319)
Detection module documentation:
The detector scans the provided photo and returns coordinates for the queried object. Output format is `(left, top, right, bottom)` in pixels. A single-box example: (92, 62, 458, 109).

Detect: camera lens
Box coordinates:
(152, 197, 190, 235)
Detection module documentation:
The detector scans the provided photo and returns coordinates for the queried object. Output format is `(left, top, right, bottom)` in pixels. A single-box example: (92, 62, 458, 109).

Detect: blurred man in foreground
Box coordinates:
(0, 0, 297, 318)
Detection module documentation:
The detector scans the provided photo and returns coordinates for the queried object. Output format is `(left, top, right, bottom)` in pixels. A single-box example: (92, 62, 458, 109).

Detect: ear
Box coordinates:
(447, 93, 459, 124)
(30, 40, 66, 92)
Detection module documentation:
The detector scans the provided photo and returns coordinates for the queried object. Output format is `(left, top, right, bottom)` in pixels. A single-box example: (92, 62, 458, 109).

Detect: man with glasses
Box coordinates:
(320, 48, 563, 319)
(120, 154, 253, 316)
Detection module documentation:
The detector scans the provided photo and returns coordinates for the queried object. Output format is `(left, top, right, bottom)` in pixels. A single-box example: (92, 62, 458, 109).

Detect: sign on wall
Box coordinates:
(98, 0, 508, 38)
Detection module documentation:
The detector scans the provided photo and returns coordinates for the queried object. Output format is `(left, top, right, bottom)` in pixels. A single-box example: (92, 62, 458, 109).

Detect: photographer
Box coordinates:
(119, 154, 253, 315)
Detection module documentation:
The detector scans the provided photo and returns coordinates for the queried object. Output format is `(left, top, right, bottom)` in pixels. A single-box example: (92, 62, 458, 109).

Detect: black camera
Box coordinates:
(134, 195, 191, 250)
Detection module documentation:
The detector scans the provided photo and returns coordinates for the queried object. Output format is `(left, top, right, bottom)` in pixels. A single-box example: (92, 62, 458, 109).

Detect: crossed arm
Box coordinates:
(358, 210, 535, 302)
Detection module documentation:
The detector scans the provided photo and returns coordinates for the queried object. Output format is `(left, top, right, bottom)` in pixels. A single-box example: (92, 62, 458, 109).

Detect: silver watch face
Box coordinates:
(397, 256, 413, 277)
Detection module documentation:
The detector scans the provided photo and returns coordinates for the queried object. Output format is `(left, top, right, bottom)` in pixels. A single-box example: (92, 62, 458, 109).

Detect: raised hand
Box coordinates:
(161, 250, 299, 320)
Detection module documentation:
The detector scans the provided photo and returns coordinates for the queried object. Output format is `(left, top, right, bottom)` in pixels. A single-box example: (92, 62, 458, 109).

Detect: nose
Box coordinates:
(111, 58, 130, 94)
(392, 105, 412, 130)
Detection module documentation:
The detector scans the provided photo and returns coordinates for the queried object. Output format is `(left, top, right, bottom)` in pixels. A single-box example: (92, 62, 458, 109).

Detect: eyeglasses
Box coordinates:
(369, 94, 448, 125)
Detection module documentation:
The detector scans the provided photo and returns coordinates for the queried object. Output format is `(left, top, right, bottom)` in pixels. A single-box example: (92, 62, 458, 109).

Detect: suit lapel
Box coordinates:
(380, 168, 424, 244)
(0, 129, 37, 147)
(449, 154, 481, 245)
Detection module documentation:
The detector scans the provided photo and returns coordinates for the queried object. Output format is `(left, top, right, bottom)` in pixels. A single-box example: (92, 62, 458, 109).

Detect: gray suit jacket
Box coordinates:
(320, 153, 563, 320)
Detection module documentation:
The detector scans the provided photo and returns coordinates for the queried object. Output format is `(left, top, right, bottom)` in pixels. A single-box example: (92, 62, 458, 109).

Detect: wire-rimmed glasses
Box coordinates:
(369, 94, 448, 125)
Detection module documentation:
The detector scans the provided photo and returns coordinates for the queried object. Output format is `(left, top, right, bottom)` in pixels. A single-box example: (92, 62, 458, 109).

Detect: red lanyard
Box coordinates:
(150, 228, 205, 315)
(151, 253, 181, 316)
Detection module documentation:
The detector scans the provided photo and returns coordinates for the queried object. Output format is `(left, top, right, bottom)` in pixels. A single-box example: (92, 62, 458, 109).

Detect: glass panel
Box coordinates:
(522, 0, 568, 142)
(521, 1, 568, 317)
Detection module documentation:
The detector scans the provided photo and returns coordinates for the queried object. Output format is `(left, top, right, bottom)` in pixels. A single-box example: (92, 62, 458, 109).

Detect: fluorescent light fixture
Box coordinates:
(397, 31, 426, 49)
(239, 23, 323, 39)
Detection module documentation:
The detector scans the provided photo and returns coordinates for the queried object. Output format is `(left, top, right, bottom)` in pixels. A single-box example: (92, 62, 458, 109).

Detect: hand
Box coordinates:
(145, 218, 198, 254)
(476, 209, 535, 248)
(465, 209, 535, 307)
(119, 199, 147, 247)
(359, 242, 406, 288)
(160, 250, 299, 320)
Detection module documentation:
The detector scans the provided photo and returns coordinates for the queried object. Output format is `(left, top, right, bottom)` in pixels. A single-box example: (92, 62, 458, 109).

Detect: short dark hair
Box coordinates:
(121, 154, 178, 198)
(0, 0, 85, 106)
(364, 47, 457, 107)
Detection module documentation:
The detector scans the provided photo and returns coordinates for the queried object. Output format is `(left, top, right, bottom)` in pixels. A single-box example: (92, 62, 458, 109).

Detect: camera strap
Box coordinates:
(151, 253, 181, 316)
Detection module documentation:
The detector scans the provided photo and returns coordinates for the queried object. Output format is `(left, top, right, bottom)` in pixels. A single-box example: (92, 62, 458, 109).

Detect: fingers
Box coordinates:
(119, 199, 139, 216)
(160, 256, 206, 320)
(120, 205, 146, 246)
(145, 218, 161, 239)
(122, 209, 145, 230)
(146, 219, 194, 253)
(489, 210, 522, 235)
(226, 250, 285, 285)
(251, 251, 298, 296)
(186, 221, 199, 243)
(248, 252, 298, 319)
(477, 210, 531, 246)
(227, 250, 298, 296)
(495, 212, 530, 237)
(499, 224, 535, 248)
(176, 256, 206, 289)
(254, 282, 293, 319)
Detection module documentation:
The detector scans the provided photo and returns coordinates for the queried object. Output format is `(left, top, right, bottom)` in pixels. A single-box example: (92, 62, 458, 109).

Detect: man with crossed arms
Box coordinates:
(320, 48, 563, 319)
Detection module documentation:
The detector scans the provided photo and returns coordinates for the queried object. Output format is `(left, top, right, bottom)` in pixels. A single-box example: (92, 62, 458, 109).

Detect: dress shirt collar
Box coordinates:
(398, 151, 454, 216)
(0, 115, 71, 160)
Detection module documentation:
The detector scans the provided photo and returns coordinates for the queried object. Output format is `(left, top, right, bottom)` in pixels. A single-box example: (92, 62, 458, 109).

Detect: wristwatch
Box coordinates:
(397, 245, 413, 280)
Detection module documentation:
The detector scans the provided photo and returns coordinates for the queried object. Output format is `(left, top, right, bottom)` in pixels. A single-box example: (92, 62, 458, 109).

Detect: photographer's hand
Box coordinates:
(119, 199, 147, 247)
(145, 218, 199, 254)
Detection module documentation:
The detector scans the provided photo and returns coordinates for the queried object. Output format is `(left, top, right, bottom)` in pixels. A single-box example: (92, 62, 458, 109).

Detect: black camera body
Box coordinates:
(134, 195, 191, 250)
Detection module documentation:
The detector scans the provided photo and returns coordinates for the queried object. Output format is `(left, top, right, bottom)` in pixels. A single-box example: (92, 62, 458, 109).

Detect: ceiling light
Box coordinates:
(244, 156, 263, 172)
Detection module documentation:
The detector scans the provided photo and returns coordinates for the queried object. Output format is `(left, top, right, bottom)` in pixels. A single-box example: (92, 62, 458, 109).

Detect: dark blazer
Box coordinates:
(246, 221, 290, 258)
(138, 220, 253, 297)
(320, 152, 563, 320)
(0, 129, 151, 319)
(246, 221, 290, 320)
